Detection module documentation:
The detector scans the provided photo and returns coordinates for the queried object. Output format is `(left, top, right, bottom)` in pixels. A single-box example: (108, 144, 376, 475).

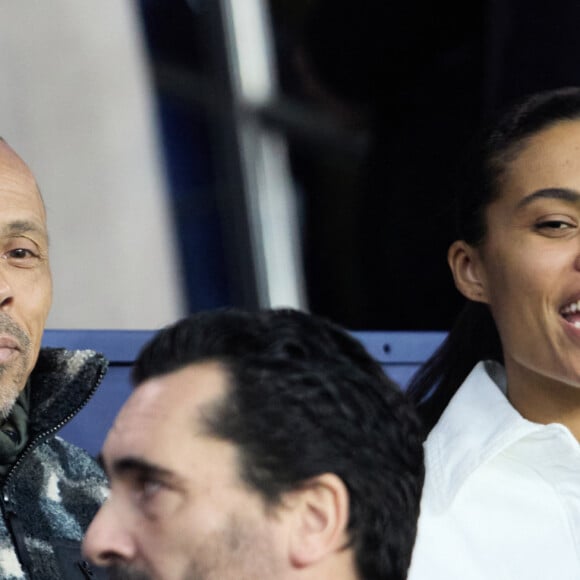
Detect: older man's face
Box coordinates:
(0, 142, 52, 417)
(83, 362, 288, 580)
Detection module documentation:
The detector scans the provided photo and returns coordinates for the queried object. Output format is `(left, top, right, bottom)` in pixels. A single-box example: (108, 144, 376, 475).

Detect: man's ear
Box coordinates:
(448, 240, 490, 304)
(286, 473, 350, 569)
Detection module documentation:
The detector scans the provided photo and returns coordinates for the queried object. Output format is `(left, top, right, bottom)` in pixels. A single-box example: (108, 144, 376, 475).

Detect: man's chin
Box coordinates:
(0, 365, 29, 420)
(0, 390, 20, 421)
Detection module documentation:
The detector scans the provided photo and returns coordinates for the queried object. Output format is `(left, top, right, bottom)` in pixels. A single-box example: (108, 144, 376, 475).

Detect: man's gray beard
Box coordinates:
(0, 314, 31, 420)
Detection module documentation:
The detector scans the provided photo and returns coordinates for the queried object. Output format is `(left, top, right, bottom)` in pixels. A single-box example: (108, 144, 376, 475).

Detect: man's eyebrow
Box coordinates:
(516, 187, 580, 209)
(0, 219, 48, 242)
(109, 456, 175, 482)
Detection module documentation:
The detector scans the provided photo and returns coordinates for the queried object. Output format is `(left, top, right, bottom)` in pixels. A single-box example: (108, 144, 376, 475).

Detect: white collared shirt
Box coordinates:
(408, 361, 580, 580)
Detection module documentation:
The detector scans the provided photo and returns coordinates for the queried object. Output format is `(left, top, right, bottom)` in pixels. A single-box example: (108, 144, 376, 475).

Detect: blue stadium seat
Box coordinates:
(42, 329, 446, 456)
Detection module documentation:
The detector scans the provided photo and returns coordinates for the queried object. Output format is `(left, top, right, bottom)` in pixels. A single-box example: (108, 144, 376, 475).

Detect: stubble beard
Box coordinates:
(106, 565, 152, 580)
(0, 314, 31, 420)
(104, 512, 281, 580)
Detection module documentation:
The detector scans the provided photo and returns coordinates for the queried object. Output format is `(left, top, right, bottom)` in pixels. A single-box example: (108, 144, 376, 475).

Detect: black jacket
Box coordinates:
(0, 348, 108, 579)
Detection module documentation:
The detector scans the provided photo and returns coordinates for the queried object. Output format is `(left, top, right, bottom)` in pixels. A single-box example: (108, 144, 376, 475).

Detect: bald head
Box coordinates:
(0, 140, 45, 216)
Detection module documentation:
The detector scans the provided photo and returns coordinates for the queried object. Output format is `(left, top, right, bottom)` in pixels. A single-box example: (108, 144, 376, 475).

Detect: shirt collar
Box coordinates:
(424, 361, 570, 510)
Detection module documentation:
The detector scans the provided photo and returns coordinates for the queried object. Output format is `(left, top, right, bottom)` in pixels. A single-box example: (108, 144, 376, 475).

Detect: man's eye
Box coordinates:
(133, 478, 164, 507)
(140, 480, 163, 501)
(131, 477, 180, 519)
(7, 248, 36, 259)
(1, 248, 40, 267)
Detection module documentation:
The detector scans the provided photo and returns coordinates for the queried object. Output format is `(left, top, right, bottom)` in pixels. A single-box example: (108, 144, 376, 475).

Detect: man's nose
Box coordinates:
(82, 498, 136, 568)
(0, 265, 14, 308)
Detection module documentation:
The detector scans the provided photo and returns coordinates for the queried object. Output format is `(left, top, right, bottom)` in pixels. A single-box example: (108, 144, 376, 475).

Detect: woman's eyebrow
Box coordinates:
(516, 187, 580, 209)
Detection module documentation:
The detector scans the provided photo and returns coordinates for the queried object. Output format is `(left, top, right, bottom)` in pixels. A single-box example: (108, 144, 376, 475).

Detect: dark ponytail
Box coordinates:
(407, 302, 502, 433)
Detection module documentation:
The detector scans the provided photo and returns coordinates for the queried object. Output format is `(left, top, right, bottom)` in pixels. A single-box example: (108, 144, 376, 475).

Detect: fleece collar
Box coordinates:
(27, 347, 108, 439)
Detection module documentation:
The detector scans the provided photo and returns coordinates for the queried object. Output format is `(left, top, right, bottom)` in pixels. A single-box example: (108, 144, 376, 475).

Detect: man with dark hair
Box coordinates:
(83, 308, 424, 580)
(0, 138, 107, 579)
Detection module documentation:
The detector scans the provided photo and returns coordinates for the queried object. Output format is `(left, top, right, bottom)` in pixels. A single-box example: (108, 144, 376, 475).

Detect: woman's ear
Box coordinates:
(448, 240, 490, 304)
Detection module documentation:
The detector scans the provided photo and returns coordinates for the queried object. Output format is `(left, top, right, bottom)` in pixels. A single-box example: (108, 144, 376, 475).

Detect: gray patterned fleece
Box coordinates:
(0, 348, 109, 579)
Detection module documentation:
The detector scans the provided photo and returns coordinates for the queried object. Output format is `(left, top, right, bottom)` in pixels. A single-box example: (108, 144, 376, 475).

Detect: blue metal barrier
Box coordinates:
(42, 329, 446, 456)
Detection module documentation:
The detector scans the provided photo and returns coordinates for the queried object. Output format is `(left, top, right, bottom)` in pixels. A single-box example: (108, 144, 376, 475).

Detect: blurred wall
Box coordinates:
(0, 0, 185, 329)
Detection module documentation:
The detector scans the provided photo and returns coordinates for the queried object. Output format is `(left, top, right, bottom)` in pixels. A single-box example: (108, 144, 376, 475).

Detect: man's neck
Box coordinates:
(289, 550, 359, 580)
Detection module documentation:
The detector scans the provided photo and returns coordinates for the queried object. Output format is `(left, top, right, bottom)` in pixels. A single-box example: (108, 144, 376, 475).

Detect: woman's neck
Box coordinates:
(506, 363, 580, 440)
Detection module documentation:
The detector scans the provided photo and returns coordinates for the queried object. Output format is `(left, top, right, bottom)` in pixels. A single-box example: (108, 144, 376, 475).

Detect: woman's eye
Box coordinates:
(535, 219, 576, 232)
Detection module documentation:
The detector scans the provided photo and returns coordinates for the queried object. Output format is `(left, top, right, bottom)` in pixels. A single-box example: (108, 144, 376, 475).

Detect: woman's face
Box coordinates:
(453, 119, 580, 393)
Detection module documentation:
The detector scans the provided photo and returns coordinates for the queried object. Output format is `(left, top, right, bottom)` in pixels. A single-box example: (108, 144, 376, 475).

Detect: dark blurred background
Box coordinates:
(137, 0, 580, 330)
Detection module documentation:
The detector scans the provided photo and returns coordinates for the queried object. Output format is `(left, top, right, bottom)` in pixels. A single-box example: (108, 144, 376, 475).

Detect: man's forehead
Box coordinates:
(0, 141, 35, 179)
(104, 362, 230, 454)
(0, 142, 44, 212)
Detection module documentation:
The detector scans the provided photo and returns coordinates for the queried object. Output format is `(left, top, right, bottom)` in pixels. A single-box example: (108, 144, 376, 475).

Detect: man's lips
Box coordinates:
(0, 336, 20, 350)
(0, 336, 20, 364)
